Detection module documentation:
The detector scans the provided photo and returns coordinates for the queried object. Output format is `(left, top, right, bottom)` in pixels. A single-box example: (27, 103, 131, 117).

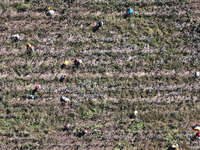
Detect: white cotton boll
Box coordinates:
(49, 10, 55, 15)
(130, 24, 135, 29)
(195, 72, 200, 77)
(12, 34, 19, 39)
(79, 59, 83, 64)
(46, 10, 55, 16)
(134, 110, 138, 116)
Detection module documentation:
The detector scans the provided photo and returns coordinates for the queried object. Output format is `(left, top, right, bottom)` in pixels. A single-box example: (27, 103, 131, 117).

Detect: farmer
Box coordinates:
(46, 6, 55, 16)
(35, 85, 40, 91)
(93, 21, 103, 32)
(77, 129, 88, 137)
(32, 85, 40, 95)
(27, 42, 35, 53)
(98, 21, 103, 28)
(61, 59, 69, 69)
(193, 125, 200, 132)
(60, 96, 70, 105)
(74, 58, 82, 69)
(124, 8, 134, 18)
(11, 34, 20, 42)
(127, 8, 134, 15)
(60, 74, 66, 82)
(168, 144, 179, 150)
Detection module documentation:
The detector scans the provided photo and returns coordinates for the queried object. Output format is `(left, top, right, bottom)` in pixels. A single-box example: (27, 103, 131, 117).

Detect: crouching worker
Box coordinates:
(60, 74, 66, 82)
(11, 34, 20, 42)
(27, 42, 35, 54)
(46, 6, 55, 16)
(32, 85, 40, 95)
(60, 96, 70, 105)
(168, 144, 179, 150)
(93, 21, 103, 32)
(124, 8, 134, 18)
(193, 124, 200, 132)
(74, 58, 82, 69)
